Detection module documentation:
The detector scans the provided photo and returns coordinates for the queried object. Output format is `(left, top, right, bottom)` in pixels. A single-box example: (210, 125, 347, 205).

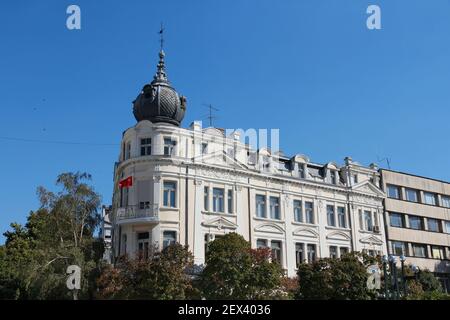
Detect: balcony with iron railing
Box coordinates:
(116, 204, 159, 225)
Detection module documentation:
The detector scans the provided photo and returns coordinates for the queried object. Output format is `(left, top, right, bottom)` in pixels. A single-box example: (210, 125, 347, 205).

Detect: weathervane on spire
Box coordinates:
(159, 22, 164, 51)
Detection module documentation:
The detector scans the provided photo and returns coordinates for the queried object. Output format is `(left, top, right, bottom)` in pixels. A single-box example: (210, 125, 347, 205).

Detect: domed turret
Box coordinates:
(133, 50, 187, 126)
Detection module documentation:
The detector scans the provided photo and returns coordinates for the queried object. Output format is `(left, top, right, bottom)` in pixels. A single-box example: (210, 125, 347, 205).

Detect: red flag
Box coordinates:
(119, 176, 133, 188)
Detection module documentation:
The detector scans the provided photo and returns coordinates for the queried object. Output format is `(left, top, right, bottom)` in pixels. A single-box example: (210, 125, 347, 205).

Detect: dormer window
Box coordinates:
(140, 138, 152, 156)
(201, 143, 208, 155)
(351, 174, 358, 185)
(299, 164, 305, 179)
(330, 171, 337, 185)
(164, 138, 176, 156)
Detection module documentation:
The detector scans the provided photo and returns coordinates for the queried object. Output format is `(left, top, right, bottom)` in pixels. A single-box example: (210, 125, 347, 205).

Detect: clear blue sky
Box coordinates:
(1, 0, 449, 243)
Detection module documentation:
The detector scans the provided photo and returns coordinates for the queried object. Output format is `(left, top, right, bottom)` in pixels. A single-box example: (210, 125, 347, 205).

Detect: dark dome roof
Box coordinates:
(133, 51, 186, 126)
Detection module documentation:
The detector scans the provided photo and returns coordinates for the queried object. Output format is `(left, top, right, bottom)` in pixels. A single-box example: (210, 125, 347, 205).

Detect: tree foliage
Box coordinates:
(0, 172, 103, 299)
(198, 233, 284, 300)
(95, 243, 194, 299)
(296, 252, 378, 300)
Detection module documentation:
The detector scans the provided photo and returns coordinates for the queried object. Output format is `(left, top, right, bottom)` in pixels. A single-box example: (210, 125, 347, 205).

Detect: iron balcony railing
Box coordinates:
(116, 204, 159, 222)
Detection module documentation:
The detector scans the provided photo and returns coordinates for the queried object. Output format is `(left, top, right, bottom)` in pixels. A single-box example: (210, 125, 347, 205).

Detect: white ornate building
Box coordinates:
(110, 49, 388, 277)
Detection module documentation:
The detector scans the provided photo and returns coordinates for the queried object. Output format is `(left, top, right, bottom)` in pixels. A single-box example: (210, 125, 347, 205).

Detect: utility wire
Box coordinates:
(0, 136, 119, 147)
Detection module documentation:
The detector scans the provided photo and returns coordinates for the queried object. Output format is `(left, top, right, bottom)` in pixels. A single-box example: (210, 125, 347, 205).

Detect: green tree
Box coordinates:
(96, 243, 194, 299)
(198, 233, 284, 299)
(296, 252, 378, 300)
(0, 172, 103, 299)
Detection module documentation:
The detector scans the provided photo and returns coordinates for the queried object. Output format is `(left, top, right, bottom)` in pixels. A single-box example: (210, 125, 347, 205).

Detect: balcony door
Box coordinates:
(137, 232, 150, 259)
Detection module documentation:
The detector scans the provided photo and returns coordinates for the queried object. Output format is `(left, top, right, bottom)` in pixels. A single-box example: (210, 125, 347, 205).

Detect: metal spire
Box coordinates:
(154, 23, 167, 82)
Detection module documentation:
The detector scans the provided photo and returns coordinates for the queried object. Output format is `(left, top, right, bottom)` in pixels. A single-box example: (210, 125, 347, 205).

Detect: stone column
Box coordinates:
(284, 194, 296, 277)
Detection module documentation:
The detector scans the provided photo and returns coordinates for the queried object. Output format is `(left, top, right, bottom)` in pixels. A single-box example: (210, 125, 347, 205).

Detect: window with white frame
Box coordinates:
(364, 210, 373, 231)
(305, 201, 314, 224)
(269, 196, 280, 220)
(163, 181, 177, 208)
(299, 164, 306, 179)
(125, 142, 131, 160)
(204, 186, 209, 211)
(256, 194, 266, 218)
(327, 205, 335, 227)
(212, 188, 225, 213)
(337, 206, 346, 228)
(293, 200, 302, 222)
(163, 231, 177, 249)
(307, 244, 316, 263)
(271, 241, 282, 264)
(227, 189, 233, 214)
(329, 246, 338, 259)
(163, 137, 176, 156)
(330, 171, 337, 185)
(295, 243, 304, 267)
(256, 239, 267, 248)
(201, 142, 208, 155)
(140, 138, 151, 156)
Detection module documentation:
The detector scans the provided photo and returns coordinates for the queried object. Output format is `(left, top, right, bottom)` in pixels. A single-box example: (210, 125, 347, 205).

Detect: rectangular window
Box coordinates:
(423, 192, 437, 205)
(163, 231, 177, 249)
(340, 247, 349, 256)
(446, 221, 450, 234)
(427, 218, 440, 232)
(139, 201, 150, 209)
(405, 188, 419, 202)
(293, 200, 302, 222)
(201, 143, 208, 155)
(392, 241, 407, 256)
(163, 138, 176, 156)
(329, 246, 338, 259)
(307, 244, 316, 263)
(412, 243, 427, 258)
(271, 241, 282, 264)
(389, 212, 404, 228)
(351, 174, 358, 185)
(299, 165, 305, 179)
(256, 239, 267, 248)
(409, 215, 423, 230)
(163, 181, 176, 208)
(431, 246, 445, 260)
(364, 211, 373, 231)
(227, 189, 233, 214)
(327, 205, 335, 227)
(295, 243, 304, 267)
(337, 206, 346, 228)
(213, 188, 225, 213)
(330, 171, 337, 185)
(442, 196, 450, 208)
(126, 142, 131, 160)
(387, 184, 401, 199)
(140, 138, 152, 156)
(305, 201, 314, 224)
(269, 196, 280, 220)
(256, 195, 266, 218)
(204, 187, 209, 211)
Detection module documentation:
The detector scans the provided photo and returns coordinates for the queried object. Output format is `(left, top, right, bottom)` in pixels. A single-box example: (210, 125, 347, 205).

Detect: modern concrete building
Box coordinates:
(380, 169, 450, 291)
(108, 48, 388, 277)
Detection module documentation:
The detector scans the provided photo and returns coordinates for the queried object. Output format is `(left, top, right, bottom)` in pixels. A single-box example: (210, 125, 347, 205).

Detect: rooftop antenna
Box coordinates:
(202, 103, 219, 127)
(158, 22, 164, 51)
(377, 156, 391, 169)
